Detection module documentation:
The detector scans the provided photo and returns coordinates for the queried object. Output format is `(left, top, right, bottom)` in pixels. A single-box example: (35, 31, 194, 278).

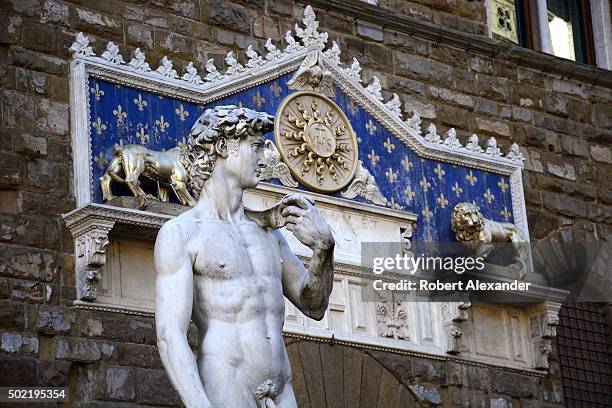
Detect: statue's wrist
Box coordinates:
(312, 234, 335, 251)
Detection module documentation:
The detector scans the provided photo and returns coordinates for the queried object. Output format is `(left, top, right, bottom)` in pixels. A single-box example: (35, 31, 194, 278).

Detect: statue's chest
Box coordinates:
(193, 223, 281, 281)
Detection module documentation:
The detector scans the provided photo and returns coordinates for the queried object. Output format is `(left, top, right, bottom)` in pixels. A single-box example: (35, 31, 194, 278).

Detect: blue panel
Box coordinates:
(88, 72, 514, 243)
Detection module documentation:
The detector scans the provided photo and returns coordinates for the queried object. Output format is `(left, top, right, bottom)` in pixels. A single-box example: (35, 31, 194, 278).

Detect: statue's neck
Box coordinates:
(194, 168, 245, 222)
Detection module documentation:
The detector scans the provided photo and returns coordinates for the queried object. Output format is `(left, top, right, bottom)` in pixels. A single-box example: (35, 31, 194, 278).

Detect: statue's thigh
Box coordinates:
(201, 359, 258, 408)
(276, 384, 298, 408)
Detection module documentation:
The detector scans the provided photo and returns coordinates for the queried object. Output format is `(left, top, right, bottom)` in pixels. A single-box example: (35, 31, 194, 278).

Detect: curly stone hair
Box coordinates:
(180, 105, 274, 197)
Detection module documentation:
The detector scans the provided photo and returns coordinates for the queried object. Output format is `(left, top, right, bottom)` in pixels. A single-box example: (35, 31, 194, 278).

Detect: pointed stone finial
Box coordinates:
(366, 76, 382, 100)
(181, 62, 203, 84)
(385, 93, 402, 117)
(425, 123, 442, 144)
(323, 41, 341, 65)
(156, 56, 178, 78)
(70, 32, 95, 56)
(465, 134, 484, 153)
(294, 5, 328, 50)
(443, 128, 462, 148)
(128, 48, 151, 71)
(345, 58, 362, 83)
(101, 41, 125, 64)
(204, 59, 224, 83)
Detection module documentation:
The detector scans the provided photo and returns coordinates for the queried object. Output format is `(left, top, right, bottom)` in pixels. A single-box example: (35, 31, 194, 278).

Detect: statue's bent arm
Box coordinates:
(275, 229, 335, 321)
(154, 221, 213, 408)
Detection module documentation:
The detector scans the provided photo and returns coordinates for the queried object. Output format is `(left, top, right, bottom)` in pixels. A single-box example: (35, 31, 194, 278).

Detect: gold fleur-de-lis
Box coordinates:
(90, 83, 104, 101)
(466, 170, 477, 186)
(422, 205, 433, 222)
(91, 117, 107, 135)
(368, 149, 380, 167)
(112, 105, 127, 122)
(155, 115, 170, 133)
(401, 155, 413, 171)
(498, 178, 509, 193)
(252, 91, 266, 108)
(501, 206, 512, 221)
(366, 119, 377, 135)
(419, 176, 431, 192)
(403, 186, 416, 202)
(434, 163, 446, 180)
(93, 152, 108, 170)
(133, 94, 148, 111)
(383, 138, 395, 153)
(135, 126, 149, 144)
(437, 193, 449, 208)
(452, 182, 463, 197)
(483, 188, 495, 204)
(270, 81, 282, 97)
(348, 100, 358, 116)
(387, 197, 404, 210)
(385, 167, 398, 183)
(175, 104, 190, 121)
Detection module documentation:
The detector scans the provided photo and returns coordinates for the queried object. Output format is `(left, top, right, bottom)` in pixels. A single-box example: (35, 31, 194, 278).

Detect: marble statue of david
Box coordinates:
(154, 105, 335, 408)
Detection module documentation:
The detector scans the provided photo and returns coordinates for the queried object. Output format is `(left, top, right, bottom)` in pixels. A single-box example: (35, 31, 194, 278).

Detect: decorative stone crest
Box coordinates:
(275, 91, 358, 193)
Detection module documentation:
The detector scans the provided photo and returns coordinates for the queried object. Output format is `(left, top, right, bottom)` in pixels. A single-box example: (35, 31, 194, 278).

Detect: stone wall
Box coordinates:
(0, 0, 610, 406)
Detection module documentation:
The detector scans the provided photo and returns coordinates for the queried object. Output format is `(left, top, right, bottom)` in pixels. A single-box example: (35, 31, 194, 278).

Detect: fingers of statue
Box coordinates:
(282, 194, 314, 210)
(281, 205, 306, 218)
(286, 215, 301, 225)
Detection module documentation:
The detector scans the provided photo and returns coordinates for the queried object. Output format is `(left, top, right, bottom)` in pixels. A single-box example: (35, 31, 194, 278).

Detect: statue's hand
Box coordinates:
(281, 194, 334, 251)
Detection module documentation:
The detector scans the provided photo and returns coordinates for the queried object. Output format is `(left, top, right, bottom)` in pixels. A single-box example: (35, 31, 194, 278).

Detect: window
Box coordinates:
(491, 0, 600, 66)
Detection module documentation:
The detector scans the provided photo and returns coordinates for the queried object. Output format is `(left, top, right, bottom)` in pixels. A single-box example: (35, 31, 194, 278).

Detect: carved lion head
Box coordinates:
(451, 202, 485, 242)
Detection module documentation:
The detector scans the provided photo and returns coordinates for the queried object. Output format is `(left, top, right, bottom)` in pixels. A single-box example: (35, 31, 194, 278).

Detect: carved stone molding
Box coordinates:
(441, 302, 472, 355)
(528, 301, 561, 370)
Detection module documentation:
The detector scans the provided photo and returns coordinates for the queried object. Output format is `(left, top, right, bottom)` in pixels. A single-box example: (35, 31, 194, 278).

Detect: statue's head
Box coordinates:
(451, 202, 485, 242)
(181, 105, 274, 196)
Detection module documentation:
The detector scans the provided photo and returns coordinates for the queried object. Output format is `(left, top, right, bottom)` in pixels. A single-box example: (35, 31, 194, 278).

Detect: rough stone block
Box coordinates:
(1, 90, 36, 132)
(476, 74, 507, 101)
(76, 365, 106, 401)
(0, 356, 37, 387)
(11, 47, 67, 76)
(542, 191, 587, 218)
(135, 368, 181, 406)
(0, 245, 57, 281)
(1, 331, 38, 353)
(55, 337, 115, 362)
(106, 366, 135, 401)
(127, 23, 153, 49)
(38, 359, 71, 386)
(546, 162, 576, 181)
(357, 21, 383, 42)
(71, 8, 123, 41)
(474, 116, 511, 137)
(409, 383, 442, 406)
(36, 98, 69, 136)
(10, 279, 44, 302)
(116, 343, 163, 369)
(432, 87, 474, 108)
(590, 145, 612, 163)
(35, 306, 75, 334)
(205, 0, 252, 34)
(27, 159, 69, 196)
(41, 0, 69, 25)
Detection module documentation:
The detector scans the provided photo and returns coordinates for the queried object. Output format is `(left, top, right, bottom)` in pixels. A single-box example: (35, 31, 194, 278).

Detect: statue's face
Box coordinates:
(224, 133, 266, 189)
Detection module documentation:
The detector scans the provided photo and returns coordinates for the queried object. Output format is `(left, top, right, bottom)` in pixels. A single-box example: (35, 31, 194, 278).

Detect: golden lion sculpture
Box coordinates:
(451, 202, 527, 273)
(100, 144, 196, 209)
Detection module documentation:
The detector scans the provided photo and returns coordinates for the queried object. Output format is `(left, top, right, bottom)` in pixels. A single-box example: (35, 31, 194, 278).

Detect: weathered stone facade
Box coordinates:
(0, 0, 610, 406)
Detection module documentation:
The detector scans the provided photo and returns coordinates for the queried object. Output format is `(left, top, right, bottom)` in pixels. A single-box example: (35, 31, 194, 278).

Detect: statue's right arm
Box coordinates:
(154, 222, 213, 408)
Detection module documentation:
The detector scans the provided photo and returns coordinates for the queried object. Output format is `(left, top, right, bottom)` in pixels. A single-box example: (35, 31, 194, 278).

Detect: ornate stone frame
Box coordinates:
(63, 6, 560, 373)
